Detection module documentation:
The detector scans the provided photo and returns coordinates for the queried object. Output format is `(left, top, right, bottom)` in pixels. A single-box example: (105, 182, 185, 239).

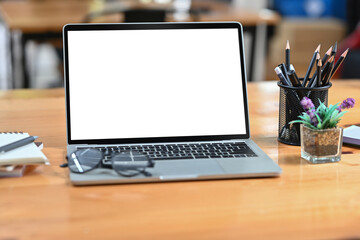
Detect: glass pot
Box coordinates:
(300, 124, 343, 164)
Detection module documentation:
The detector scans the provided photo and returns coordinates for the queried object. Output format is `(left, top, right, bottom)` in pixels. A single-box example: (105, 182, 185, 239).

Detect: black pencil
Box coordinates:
(286, 40, 290, 71)
(330, 41, 337, 57)
(302, 44, 320, 87)
(307, 52, 321, 87)
(323, 57, 335, 86)
(326, 57, 335, 85)
(322, 46, 333, 64)
(329, 48, 349, 79)
(321, 56, 334, 85)
(317, 59, 322, 87)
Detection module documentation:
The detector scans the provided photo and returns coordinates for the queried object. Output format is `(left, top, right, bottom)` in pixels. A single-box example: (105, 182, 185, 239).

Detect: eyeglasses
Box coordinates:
(62, 148, 155, 177)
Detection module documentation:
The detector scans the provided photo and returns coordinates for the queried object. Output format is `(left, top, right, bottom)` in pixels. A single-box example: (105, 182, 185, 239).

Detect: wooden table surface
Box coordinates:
(0, 80, 360, 239)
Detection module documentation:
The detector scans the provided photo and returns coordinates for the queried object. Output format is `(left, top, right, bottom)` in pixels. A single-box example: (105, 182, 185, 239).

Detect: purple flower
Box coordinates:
(300, 97, 318, 127)
(301, 97, 315, 111)
(307, 109, 318, 126)
(336, 98, 356, 112)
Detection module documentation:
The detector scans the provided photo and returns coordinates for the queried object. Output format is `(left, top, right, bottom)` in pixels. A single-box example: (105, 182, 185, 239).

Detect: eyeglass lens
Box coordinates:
(112, 151, 152, 177)
(67, 148, 102, 173)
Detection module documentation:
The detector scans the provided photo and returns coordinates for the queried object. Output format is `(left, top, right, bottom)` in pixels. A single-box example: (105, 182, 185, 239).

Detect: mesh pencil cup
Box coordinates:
(277, 81, 331, 146)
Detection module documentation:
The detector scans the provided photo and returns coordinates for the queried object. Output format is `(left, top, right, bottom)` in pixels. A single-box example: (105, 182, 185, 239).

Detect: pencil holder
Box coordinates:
(277, 80, 331, 146)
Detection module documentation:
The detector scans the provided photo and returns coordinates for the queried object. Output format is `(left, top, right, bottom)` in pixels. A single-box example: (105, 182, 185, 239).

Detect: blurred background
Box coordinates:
(0, 0, 359, 89)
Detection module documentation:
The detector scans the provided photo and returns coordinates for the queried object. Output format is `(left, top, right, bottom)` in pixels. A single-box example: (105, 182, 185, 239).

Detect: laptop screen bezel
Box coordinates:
(63, 22, 250, 145)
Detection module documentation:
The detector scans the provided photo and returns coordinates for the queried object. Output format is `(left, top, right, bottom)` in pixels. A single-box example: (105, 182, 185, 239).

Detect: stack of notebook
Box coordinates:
(0, 132, 49, 177)
(343, 125, 360, 147)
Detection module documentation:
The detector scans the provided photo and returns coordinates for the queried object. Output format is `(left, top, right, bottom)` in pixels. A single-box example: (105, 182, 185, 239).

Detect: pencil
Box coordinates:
(329, 48, 349, 79)
(324, 56, 335, 86)
(321, 56, 334, 85)
(302, 44, 320, 87)
(326, 57, 335, 84)
(330, 41, 337, 57)
(286, 40, 290, 70)
(320, 56, 331, 85)
(317, 59, 322, 87)
(307, 52, 321, 87)
(321, 46, 333, 64)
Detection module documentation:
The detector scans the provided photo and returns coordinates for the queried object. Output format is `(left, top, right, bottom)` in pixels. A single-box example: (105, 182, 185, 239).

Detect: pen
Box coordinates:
(289, 64, 295, 72)
(279, 63, 291, 84)
(0, 135, 38, 154)
(287, 69, 301, 87)
(287, 69, 305, 99)
(274, 67, 290, 86)
(274, 67, 302, 115)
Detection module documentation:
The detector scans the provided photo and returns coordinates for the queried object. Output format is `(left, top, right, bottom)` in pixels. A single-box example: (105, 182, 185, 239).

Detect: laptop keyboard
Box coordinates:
(78, 142, 257, 161)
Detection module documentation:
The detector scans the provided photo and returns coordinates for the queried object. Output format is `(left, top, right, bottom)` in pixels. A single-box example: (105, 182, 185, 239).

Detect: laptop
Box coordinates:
(63, 22, 281, 185)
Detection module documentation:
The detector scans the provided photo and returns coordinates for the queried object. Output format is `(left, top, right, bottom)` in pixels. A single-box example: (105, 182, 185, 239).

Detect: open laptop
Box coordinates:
(63, 22, 281, 185)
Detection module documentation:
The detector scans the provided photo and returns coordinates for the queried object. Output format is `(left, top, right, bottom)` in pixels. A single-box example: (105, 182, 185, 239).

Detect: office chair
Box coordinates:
(83, 8, 167, 23)
(123, 9, 166, 22)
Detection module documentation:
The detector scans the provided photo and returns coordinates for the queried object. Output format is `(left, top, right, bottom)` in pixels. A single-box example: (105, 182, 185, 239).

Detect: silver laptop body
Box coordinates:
(63, 22, 281, 185)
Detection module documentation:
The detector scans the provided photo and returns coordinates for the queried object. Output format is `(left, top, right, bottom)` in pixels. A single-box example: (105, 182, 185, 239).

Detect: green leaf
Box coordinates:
(299, 114, 311, 122)
(336, 111, 347, 119)
(315, 113, 322, 129)
(327, 111, 346, 128)
(306, 123, 317, 129)
(289, 120, 303, 124)
(321, 104, 340, 127)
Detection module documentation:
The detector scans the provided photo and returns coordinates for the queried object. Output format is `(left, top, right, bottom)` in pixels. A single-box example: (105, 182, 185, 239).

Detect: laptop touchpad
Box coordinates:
(153, 159, 224, 179)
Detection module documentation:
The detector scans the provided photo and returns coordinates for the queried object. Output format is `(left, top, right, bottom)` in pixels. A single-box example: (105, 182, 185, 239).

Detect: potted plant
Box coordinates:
(290, 97, 355, 163)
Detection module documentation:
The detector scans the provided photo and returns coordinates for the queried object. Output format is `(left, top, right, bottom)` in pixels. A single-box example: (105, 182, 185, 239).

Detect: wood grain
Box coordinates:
(0, 80, 360, 240)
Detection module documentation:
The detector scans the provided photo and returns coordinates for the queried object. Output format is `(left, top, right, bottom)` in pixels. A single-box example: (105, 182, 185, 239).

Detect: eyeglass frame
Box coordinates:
(62, 148, 155, 177)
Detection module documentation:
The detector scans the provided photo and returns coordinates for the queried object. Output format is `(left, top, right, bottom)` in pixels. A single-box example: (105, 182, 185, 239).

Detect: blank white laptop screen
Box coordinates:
(68, 28, 246, 140)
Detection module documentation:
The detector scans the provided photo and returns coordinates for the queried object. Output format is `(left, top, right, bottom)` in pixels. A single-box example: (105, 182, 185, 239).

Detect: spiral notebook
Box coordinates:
(0, 132, 49, 166)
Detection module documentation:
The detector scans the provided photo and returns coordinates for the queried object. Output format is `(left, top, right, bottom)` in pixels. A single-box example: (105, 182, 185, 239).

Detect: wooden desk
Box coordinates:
(1, 80, 360, 239)
(0, 0, 280, 87)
